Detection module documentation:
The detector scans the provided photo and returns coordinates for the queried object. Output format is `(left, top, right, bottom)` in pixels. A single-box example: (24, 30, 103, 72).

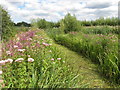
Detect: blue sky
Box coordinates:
(0, 0, 119, 23)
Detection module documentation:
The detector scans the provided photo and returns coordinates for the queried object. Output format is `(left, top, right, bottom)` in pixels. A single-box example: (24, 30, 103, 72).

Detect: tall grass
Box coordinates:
(52, 31, 119, 84)
(80, 26, 118, 34)
(32, 14, 119, 84)
(1, 29, 85, 88)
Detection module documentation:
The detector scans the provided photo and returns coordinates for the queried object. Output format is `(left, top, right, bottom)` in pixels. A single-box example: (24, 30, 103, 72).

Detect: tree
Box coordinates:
(15, 21, 31, 27)
(0, 6, 14, 40)
(60, 13, 81, 33)
(37, 19, 47, 29)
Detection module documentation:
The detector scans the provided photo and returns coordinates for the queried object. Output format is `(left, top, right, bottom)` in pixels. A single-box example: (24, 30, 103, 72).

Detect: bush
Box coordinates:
(31, 19, 55, 29)
(0, 6, 14, 40)
(37, 19, 47, 29)
(60, 13, 81, 33)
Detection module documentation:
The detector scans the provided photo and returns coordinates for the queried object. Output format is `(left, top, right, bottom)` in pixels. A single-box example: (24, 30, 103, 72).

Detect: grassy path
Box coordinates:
(55, 44, 116, 88)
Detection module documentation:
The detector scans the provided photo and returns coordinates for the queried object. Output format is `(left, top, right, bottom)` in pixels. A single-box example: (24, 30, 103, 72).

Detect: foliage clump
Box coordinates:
(14, 21, 31, 27)
(60, 13, 81, 33)
(0, 6, 14, 40)
(31, 19, 54, 29)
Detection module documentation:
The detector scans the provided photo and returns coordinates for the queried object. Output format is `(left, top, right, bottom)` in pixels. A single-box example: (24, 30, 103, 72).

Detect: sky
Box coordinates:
(0, 0, 119, 23)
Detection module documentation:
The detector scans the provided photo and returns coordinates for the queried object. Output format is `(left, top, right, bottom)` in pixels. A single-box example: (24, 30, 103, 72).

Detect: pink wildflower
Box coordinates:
(0, 80, 3, 83)
(6, 51, 11, 55)
(32, 46, 35, 48)
(18, 49, 25, 52)
(42, 42, 49, 46)
(28, 58, 34, 62)
(0, 71, 2, 74)
(27, 38, 32, 41)
(28, 55, 31, 57)
(24, 42, 31, 46)
(0, 60, 5, 65)
(5, 58, 13, 63)
(16, 42, 23, 48)
(51, 58, 54, 61)
(15, 58, 24, 62)
(57, 58, 61, 60)
(13, 45, 18, 48)
(20, 36, 27, 41)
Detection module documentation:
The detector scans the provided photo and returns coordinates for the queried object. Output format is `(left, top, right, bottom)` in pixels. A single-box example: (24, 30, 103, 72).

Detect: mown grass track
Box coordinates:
(54, 44, 118, 88)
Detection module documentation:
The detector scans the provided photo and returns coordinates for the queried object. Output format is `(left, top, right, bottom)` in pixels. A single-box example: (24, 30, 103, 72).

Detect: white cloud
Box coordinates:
(0, 0, 119, 23)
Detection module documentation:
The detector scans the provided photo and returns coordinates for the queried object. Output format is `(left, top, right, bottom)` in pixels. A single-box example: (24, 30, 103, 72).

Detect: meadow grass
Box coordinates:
(54, 44, 117, 88)
(49, 30, 119, 84)
(80, 26, 118, 34)
(1, 28, 86, 88)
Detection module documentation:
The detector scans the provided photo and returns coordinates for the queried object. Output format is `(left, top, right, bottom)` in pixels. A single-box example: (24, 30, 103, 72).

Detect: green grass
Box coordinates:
(2, 26, 119, 88)
(1, 28, 86, 88)
(55, 44, 118, 88)
(48, 29, 119, 84)
(80, 26, 118, 34)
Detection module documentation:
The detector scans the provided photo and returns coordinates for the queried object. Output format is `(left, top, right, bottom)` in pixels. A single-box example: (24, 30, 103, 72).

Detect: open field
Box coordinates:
(0, 4, 119, 88)
(1, 27, 119, 88)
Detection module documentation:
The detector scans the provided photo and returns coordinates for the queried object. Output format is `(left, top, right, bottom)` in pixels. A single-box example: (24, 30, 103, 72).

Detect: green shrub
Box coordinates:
(60, 13, 81, 33)
(31, 19, 55, 29)
(31, 19, 47, 29)
(0, 6, 14, 40)
(37, 19, 47, 29)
